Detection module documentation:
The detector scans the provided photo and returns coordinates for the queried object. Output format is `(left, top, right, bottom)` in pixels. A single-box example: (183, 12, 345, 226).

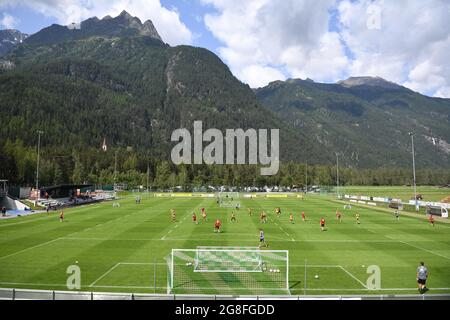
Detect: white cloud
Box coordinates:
(0, 0, 193, 45)
(337, 0, 450, 97)
(240, 64, 286, 89)
(0, 12, 19, 29)
(1, 0, 449, 97)
(202, 0, 349, 87)
(202, 0, 450, 97)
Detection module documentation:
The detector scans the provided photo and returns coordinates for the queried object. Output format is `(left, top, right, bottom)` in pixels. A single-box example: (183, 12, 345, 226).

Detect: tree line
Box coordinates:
(1, 139, 449, 189)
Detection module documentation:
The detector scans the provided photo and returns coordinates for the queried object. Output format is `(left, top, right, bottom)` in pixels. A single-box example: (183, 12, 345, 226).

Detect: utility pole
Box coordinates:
(409, 132, 418, 211)
(35, 130, 44, 203)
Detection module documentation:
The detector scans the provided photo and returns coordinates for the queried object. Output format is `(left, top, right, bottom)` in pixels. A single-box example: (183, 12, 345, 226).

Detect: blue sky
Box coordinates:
(0, 5, 55, 34)
(0, 0, 342, 59)
(159, 0, 222, 52)
(0, 0, 224, 56)
(0, 0, 449, 97)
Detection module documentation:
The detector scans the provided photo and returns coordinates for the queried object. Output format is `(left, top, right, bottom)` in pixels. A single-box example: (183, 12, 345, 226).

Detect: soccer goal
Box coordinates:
(167, 247, 289, 295)
(217, 192, 240, 208)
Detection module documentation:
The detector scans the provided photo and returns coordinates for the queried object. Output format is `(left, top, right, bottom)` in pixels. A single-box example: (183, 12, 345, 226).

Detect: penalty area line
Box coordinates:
(338, 265, 367, 289)
(89, 263, 121, 287)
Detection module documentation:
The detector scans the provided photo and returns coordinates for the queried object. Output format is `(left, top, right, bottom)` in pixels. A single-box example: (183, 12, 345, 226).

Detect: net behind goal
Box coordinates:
(217, 192, 240, 208)
(167, 247, 289, 295)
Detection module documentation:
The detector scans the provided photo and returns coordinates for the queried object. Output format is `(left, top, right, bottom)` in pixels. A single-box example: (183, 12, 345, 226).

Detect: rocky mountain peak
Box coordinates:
(337, 76, 402, 89)
(24, 11, 162, 46)
(0, 29, 28, 56)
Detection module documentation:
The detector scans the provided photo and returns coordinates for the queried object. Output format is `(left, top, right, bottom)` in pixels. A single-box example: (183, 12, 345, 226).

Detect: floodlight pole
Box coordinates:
(114, 150, 118, 190)
(305, 161, 308, 193)
(147, 162, 150, 192)
(409, 132, 418, 211)
(336, 153, 340, 199)
(35, 130, 44, 203)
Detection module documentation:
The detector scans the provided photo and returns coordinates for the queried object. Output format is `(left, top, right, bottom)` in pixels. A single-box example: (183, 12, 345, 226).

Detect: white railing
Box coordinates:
(0, 288, 449, 300)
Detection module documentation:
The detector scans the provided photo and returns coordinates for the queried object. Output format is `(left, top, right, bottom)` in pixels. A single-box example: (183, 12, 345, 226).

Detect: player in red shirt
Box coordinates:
(192, 212, 198, 225)
(214, 219, 222, 233)
(301, 211, 306, 222)
(429, 215, 435, 227)
(320, 218, 326, 231)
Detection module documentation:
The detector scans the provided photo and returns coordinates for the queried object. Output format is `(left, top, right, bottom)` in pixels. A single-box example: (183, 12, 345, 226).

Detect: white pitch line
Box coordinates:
(338, 265, 367, 289)
(161, 237, 396, 243)
(0, 238, 61, 261)
(159, 208, 193, 240)
(1, 282, 449, 292)
(0, 283, 165, 290)
(271, 217, 296, 242)
(89, 285, 160, 289)
(89, 263, 121, 287)
(0, 205, 96, 228)
(303, 265, 340, 268)
(0, 217, 50, 228)
(0, 210, 136, 261)
(294, 288, 450, 291)
(60, 236, 402, 243)
(0, 282, 71, 287)
(118, 262, 154, 265)
(385, 236, 450, 260)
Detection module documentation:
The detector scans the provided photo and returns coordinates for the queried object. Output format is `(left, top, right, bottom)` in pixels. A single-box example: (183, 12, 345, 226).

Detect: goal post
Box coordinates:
(217, 192, 240, 208)
(167, 247, 289, 295)
(194, 246, 263, 273)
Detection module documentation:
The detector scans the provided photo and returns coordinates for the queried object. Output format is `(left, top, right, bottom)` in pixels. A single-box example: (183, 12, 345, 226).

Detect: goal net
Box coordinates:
(167, 247, 289, 295)
(217, 192, 240, 208)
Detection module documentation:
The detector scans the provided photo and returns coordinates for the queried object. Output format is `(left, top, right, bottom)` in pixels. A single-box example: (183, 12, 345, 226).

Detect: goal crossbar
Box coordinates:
(168, 248, 289, 295)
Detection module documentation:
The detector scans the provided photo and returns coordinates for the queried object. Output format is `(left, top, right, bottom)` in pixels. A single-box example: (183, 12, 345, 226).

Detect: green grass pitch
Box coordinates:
(0, 192, 449, 296)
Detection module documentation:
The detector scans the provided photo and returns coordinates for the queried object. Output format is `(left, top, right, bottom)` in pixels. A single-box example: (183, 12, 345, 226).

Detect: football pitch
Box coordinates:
(1, 192, 449, 296)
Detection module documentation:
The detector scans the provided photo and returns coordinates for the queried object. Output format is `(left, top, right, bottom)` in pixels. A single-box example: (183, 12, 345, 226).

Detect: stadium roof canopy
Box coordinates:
(40, 184, 93, 192)
(39, 184, 94, 198)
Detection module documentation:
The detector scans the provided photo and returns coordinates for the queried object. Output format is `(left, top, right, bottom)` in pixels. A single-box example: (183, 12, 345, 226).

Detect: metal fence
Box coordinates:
(1, 288, 449, 300)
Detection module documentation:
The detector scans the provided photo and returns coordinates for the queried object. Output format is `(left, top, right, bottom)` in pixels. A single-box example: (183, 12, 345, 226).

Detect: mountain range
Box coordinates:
(0, 29, 28, 56)
(1, 11, 449, 170)
(256, 77, 450, 168)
